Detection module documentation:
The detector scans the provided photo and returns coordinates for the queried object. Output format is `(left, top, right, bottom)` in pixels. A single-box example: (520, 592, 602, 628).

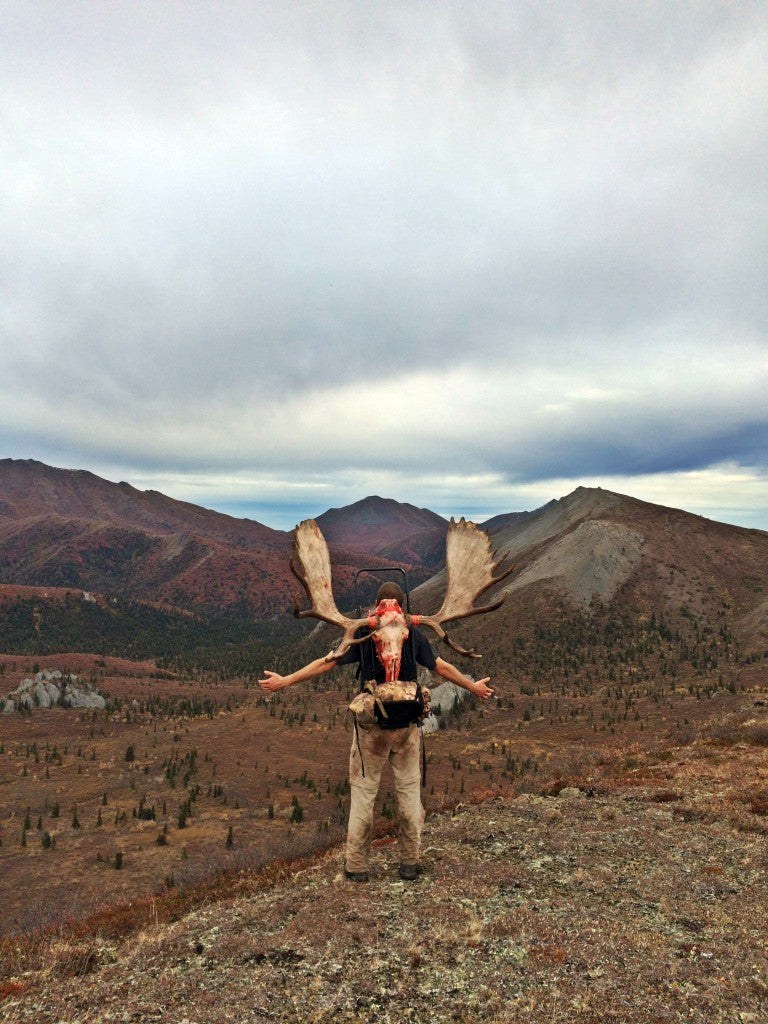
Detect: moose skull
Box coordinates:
(368, 599, 410, 682)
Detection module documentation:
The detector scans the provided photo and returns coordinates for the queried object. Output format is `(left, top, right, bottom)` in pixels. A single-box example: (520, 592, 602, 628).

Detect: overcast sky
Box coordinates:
(2, 1, 766, 531)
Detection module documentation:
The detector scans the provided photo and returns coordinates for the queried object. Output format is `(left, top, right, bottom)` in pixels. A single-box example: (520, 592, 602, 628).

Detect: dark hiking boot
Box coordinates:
(398, 863, 421, 881)
(344, 866, 369, 883)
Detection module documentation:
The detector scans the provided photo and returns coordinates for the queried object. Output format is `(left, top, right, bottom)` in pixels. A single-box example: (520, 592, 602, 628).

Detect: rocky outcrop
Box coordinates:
(422, 680, 468, 734)
(2, 670, 106, 713)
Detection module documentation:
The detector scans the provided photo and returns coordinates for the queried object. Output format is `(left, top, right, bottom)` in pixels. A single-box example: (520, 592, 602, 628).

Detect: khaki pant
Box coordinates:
(345, 723, 424, 873)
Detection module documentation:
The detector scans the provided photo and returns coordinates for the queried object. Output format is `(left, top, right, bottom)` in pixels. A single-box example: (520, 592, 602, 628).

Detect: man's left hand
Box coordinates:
(471, 677, 494, 699)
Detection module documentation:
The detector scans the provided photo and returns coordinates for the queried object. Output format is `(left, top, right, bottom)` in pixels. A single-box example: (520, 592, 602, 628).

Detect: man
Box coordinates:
(259, 582, 494, 882)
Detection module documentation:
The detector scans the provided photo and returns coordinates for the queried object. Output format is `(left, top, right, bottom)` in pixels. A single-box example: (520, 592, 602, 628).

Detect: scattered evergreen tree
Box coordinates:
(290, 795, 304, 823)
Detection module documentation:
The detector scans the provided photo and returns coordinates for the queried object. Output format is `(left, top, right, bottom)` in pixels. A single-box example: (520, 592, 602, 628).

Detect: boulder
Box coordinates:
(2, 672, 106, 713)
(63, 686, 106, 710)
(422, 681, 468, 734)
(43, 681, 61, 704)
(32, 682, 52, 708)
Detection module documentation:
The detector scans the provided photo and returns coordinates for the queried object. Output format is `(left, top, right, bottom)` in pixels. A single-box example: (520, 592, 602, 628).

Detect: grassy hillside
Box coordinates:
(0, 588, 306, 675)
(1, 728, 767, 1023)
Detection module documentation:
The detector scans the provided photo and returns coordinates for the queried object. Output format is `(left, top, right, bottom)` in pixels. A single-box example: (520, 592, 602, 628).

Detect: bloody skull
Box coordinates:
(369, 599, 410, 682)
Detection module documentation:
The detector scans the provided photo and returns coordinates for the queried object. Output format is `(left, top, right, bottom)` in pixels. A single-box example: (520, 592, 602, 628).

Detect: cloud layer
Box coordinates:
(2, 2, 766, 529)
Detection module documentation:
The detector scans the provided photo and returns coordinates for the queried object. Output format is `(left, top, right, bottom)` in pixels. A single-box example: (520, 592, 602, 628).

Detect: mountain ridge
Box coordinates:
(415, 483, 768, 657)
(316, 494, 449, 569)
(1, 459, 767, 661)
(0, 460, 549, 617)
(0, 462, 443, 615)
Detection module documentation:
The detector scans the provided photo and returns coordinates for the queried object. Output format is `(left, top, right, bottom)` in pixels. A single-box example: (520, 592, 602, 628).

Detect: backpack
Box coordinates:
(348, 679, 431, 784)
(348, 679, 432, 730)
(375, 682, 425, 729)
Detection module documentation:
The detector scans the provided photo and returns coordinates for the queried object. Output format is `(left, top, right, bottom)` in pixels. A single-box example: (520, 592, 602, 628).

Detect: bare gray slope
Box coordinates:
(415, 486, 642, 610)
(413, 486, 768, 653)
(507, 516, 645, 605)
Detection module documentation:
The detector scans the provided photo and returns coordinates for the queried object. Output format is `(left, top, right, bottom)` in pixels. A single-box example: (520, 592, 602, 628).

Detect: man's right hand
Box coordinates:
(259, 670, 288, 692)
(258, 655, 337, 694)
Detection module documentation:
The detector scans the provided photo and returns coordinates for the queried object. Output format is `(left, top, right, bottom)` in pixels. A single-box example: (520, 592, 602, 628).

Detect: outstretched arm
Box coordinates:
(259, 656, 337, 693)
(433, 656, 494, 699)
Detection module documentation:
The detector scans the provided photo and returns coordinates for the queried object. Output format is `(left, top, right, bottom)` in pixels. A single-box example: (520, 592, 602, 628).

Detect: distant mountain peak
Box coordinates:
(315, 495, 448, 568)
(321, 494, 446, 522)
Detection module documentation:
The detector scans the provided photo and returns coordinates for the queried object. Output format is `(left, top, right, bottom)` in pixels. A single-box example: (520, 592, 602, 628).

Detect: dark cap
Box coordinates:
(376, 581, 405, 606)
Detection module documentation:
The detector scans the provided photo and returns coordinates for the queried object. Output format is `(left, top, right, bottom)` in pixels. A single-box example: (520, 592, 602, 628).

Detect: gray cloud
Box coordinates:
(1, 1, 766, 527)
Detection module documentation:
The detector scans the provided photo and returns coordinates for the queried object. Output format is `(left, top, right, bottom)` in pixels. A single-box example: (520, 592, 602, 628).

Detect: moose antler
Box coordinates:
(290, 519, 376, 661)
(411, 517, 515, 658)
(290, 516, 514, 665)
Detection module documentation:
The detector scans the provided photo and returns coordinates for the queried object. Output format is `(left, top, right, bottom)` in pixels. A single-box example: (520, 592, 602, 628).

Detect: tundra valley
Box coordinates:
(0, 459, 766, 1023)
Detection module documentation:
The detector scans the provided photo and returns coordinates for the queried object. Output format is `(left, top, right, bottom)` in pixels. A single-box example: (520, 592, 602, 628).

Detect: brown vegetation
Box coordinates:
(0, 638, 765, 945)
(1, 734, 767, 1023)
(1, 470, 767, 1020)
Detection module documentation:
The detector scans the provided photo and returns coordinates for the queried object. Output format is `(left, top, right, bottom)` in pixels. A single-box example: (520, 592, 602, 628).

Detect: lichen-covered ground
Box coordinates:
(2, 741, 767, 1024)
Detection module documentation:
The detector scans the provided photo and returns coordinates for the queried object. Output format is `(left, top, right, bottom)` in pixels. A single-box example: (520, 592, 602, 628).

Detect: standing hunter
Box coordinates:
(258, 517, 513, 882)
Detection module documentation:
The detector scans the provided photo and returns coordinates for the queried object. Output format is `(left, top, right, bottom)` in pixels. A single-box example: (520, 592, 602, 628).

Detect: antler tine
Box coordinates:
(413, 517, 515, 658)
(289, 555, 328, 623)
(290, 519, 373, 660)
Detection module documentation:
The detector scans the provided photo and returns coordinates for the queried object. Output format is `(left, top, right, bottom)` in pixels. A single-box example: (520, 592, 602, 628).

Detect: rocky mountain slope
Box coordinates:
(417, 486, 768, 657)
(481, 505, 548, 535)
